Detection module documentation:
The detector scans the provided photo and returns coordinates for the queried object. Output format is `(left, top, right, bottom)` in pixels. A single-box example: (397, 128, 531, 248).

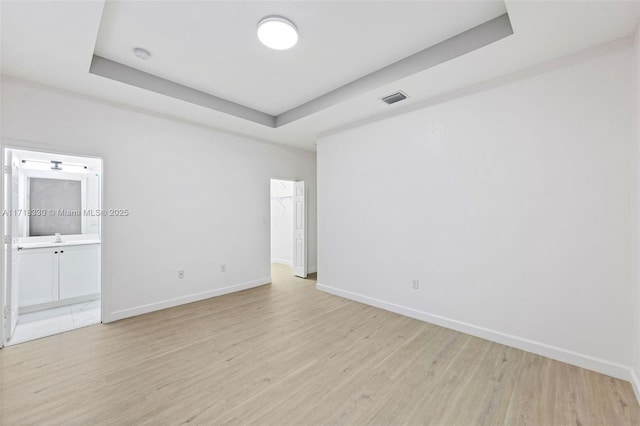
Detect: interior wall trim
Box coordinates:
(108, 276, 271, 322)
(90, 13, 513, 128)
(89, 56, 275, 127)
(631, 369, 640, 405)
(276, 13, 513, 126)
(316, 282, 632, 382)
(271, 258, 292, 267)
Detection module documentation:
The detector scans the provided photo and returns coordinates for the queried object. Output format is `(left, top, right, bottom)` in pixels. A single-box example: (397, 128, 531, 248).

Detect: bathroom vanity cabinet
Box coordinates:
(18, 242, 101, 308)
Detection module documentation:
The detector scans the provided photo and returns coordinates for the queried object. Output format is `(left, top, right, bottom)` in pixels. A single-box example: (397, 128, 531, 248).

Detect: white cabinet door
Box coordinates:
(59, 244, 100, 299)
(18, 248, 58, 307)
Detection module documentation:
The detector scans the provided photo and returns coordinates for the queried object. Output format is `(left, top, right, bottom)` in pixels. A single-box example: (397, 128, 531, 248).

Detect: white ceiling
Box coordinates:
(1, 1, 639, 151)
(95, 1, 506, 116)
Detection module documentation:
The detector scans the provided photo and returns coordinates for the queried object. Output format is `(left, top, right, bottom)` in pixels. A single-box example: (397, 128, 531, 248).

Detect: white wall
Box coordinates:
(318, 42, 634, 379)
(0, 78, 317, 322)
(270, 179, 294, 266)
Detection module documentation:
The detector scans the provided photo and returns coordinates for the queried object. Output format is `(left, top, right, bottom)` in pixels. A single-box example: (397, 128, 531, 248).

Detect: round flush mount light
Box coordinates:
(257, 16, 298, 50)
(133, 47, 151, 60)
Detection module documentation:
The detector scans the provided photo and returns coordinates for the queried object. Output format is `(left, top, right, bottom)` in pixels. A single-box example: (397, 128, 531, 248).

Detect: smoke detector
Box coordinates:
(133, 47, 151, 60)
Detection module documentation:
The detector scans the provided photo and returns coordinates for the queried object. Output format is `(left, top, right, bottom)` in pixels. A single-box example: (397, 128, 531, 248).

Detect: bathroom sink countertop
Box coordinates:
(18, 240, 102, 249)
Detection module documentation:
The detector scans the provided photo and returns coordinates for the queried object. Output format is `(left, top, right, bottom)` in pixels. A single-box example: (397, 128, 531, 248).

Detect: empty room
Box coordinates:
(1, 0, 640, 424)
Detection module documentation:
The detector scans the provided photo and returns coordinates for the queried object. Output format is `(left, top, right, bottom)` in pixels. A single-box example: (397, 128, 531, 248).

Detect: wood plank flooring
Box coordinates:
(1, 263, 638, 425)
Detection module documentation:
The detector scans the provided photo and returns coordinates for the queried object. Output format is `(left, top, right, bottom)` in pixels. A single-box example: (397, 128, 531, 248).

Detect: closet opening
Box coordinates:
(270, 178, 306, 279)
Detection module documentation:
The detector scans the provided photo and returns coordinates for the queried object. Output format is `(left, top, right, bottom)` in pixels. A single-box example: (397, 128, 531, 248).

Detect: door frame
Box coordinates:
(0, 142, 105, 349)
(269, 177, 307, 278)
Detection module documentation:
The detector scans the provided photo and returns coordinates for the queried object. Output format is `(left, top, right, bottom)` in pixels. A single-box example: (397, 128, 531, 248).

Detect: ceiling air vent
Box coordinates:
(380, 91, 408, 105)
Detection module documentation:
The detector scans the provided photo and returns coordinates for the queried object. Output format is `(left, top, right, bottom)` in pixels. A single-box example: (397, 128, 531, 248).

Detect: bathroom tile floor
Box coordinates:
(7, 299, 101, 346)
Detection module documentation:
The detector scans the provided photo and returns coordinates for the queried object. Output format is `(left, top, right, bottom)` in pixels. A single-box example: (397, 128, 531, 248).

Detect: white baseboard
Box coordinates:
(270, 259, 316, 274)
(271, 258, 292, 267)
(631, 369, 640, 405)
(317, 283, 632, 381)
(20, 293, 100, 314)
(109, 277, 271, 322)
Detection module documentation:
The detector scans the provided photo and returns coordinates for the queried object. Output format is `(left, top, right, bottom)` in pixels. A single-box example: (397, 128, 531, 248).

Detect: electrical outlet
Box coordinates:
(220, 264, 226, 272)
(178, 270, 185, 279)
(412, 279, 419, 290)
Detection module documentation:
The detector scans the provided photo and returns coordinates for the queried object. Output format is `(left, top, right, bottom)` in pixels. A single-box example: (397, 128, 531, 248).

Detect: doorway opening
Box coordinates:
(2, 148, 103, 346)
(270, 179, 306, 279)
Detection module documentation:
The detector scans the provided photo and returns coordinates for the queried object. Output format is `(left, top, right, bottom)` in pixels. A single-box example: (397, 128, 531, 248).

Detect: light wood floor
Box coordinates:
(1, 264, 638, 425)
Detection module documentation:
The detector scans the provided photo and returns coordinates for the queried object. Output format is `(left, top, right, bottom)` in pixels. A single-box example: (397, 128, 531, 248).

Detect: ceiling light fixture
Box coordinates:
(21, 159, 88, 172)
(133, 47, 151, 60)
(257, 16, 298, 50)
